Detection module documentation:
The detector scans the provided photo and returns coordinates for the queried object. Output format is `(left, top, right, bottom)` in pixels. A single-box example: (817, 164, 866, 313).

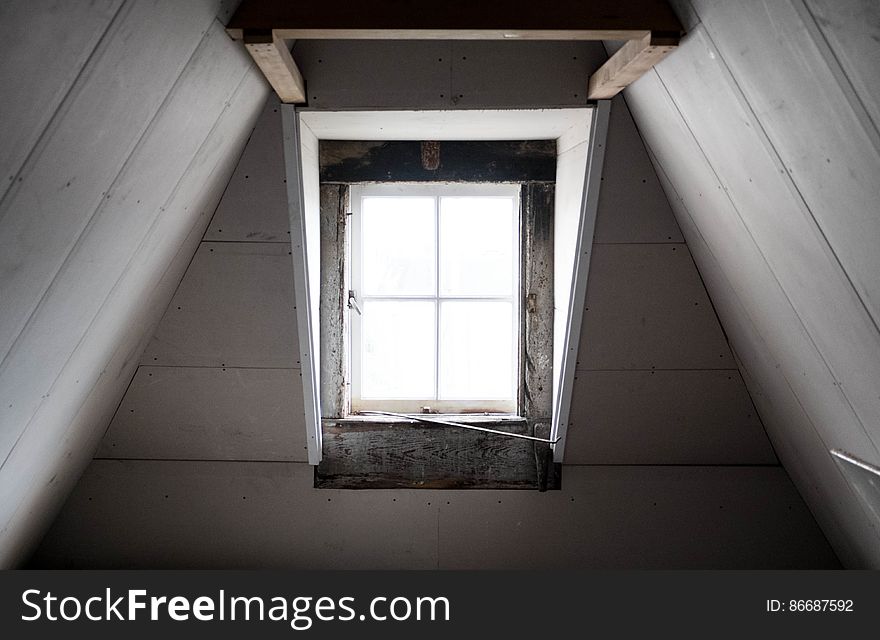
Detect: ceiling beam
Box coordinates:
(229, 1, 682, 114)
(587, 31, 680, 99)
(242, 30, 305, 104)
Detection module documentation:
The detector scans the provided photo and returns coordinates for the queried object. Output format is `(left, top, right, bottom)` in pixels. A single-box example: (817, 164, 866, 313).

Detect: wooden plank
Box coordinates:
(622, 64, 880, 565)
(0, 23, 255, 453)
(0, 1, 225, 369)
(243, 30, 305, 104)
(141, 242, 298, 368)
(521, 183, 554, 421)
(594, 96, 683, 243)
(576, 243, 733, 370)
(0, 0, 122, 203)
(226, 0, 683, 39)
(0, 70, 270, 567)
(97, 367, 308, 462)
(804, 0, 880, 134)
(205, 96, 290, 242)
(320, 140, 557, 183)
(692, 0, 880, 333)
(565, 370, 777, 464)
(319, 185, 348, 418)
(588, 31, 679, 99)
(656, 25, 880, 455)
(316, 420, 540, 489)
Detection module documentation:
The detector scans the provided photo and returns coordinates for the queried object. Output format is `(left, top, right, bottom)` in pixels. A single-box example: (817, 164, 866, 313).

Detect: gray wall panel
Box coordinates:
(593, 96, 683, 244)
(205, 98, 290, 242)
(438, 466, 838, 569)
(32, 460, 438, 569)
(565, 370, 776, 465)
(577, 243, 732, 370)
(142, 242, 299, 368)
(98, 367, 307, 462)
(29, 462, 837, 569)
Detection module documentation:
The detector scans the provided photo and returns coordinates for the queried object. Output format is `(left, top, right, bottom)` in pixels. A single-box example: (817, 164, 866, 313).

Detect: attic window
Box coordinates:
(349, 183, 520, 414)
(315, 139, 559, 489)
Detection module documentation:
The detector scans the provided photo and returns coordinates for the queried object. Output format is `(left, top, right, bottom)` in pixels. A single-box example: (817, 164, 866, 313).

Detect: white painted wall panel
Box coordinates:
(577, 243, 732, 370)
(656, 26, 880, 456)
(804, 0, 880, 131)
(0, 21, 254, 475)
(0, 0, 226, 365)
(624, 72, 874, 465)
(0, 0, 268, 565)
(619, 0, 880, 566)
(653, 153, 880, 568)
(0, 71, 269, 568)
(97, 367, 307, 462)
(692, 0, 880, 330)
(0, 0, 121, 202)
(565, 370, 776, 465)
(141, 242, 299, 368)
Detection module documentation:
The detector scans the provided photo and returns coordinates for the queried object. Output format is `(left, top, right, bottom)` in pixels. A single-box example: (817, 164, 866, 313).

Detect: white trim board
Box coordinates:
(285, 107, 605, 464)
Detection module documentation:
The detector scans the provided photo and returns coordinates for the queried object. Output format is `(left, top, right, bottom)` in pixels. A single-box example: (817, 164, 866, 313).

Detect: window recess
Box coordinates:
(317, 139, 558, 489)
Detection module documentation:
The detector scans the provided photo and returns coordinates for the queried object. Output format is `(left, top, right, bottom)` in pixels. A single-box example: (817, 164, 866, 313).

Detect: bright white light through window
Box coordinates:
(351, 184, 519, 412)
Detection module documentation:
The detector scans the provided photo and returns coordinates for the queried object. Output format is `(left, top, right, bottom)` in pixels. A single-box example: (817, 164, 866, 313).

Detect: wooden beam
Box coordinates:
(588, 31, 679, 99)
(234, 28, 652, 41)
(319, 140, 557, 183)
(243, 30, 305, 104)
(227, 0, 682, 39)
(316, 419, 560, 489)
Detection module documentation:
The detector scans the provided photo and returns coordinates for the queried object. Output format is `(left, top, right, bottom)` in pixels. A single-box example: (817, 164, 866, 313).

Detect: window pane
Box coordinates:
(361, 300, 436, 399)
(439, 301, 514, 400)
(362, 197, 435, 296)
(439, 196, 516, 296)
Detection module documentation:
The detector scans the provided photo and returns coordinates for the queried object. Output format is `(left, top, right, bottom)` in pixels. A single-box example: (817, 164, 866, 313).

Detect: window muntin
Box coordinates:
(350, 183, 520, 414)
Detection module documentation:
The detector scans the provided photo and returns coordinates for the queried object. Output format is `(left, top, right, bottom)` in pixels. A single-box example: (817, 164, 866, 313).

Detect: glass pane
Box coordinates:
(439, 301, 514, 400)
(439, 196, 516, 296)
(362, 197, 435, 296)
(361, 300, 436, 399)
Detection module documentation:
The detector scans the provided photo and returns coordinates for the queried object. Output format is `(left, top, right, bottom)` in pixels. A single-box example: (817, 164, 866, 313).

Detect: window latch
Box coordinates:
(347, 290, 362, 316)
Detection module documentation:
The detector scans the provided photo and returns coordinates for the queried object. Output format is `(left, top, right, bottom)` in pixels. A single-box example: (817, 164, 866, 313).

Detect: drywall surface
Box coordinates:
(0, 1, 268, 566)
(618, 0, 880, 566)
(31, 80, 836, 567)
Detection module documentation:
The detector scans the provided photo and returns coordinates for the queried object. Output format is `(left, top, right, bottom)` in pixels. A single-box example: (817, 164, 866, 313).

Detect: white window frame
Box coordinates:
(286, 106, 608, 465)
(349, 182, 521, 415)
